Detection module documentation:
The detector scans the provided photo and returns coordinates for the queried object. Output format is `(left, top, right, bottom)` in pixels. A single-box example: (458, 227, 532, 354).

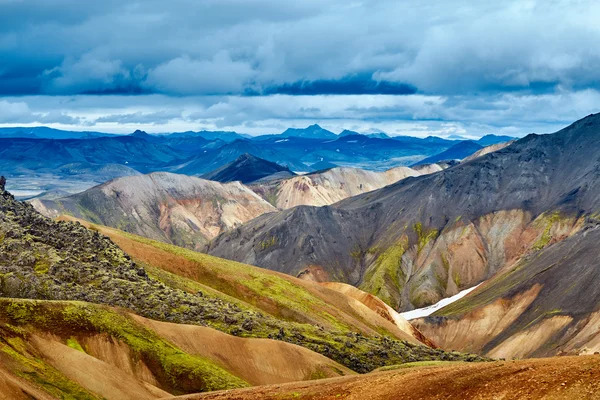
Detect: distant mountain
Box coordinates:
(339, 129, 361, 137)
(0, 126, 113, 139)
(172, 139, 310, 175)
(0, 126, 462, 196)
(129, 129, 159, 141)
(414, 140, 483, 165)
(168, 130, 250, 142)
(476, 134, 517, 146)
(311, 160, 338, 171)
(281, 124, 337, 139)
(447, 134, 469, 140)
(0, 136, 180, 174)
(201, 153, 295, 184)
(366, 132, 391, 139)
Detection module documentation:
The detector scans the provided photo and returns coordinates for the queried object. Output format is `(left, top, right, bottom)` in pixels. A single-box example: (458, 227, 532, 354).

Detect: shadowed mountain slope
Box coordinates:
(201, 153, 295, 184)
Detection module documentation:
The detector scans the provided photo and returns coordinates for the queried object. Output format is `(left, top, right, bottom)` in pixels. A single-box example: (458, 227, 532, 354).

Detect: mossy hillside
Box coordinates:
(413, 222, 439, 255)
(0, 299, 249, 395)
(359, 238, 408, 307)
(532, 211, 561, 251)
(105, 227, 355, 332)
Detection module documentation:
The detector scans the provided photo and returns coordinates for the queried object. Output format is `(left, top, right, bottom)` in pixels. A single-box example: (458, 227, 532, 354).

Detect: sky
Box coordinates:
(1, 0, 599, 138)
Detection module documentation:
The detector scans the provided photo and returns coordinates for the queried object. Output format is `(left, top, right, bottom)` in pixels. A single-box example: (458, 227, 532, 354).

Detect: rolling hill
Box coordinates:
(31, 172, 277, 250)
(171, 356, 600, 400)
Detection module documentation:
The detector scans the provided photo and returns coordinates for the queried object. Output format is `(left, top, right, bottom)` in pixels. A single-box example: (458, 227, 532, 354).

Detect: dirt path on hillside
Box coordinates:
(169, 356, 600, 400)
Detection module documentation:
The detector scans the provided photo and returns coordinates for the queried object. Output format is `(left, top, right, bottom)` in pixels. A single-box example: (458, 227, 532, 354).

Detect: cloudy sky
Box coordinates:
(1, 0, 599, 137)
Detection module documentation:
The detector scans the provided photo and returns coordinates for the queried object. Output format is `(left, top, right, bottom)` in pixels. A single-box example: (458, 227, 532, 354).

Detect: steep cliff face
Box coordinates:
(208, 114, 600, 312)
(31, 172, 276, 250)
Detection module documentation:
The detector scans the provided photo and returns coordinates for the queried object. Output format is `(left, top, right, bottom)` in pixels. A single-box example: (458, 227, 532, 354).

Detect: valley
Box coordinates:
(0, 114, 598, 399)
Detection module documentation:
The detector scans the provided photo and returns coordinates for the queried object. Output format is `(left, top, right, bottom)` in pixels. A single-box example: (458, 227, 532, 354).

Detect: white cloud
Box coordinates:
(145, 53, 255, 95)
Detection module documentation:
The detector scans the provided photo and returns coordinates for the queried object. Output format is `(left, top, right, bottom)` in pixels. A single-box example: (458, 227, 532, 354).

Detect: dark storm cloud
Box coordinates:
(257, 75, 416, 96)
(2, 1, 600, 97)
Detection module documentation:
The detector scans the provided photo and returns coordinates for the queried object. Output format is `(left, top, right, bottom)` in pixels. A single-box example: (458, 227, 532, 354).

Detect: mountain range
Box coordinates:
(32, 156, 466, 251)
(205, 113, 600, 362)
(2, 124, 507, 199)
(2, 114, 600, 398)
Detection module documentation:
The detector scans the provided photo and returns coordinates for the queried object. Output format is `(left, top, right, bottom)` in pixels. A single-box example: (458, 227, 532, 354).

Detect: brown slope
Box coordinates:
(0, 363, 56, 400)
(0, 299, 352, 399)
(319, 282, 436, 348)
(30, 335, 170, 400)
(169, 356, 600, 400)
(412, 220, 600, 359)
(135, 316, 354, 385)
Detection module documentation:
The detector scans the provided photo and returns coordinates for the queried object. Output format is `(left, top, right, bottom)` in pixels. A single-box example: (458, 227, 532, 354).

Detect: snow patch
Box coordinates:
(400, 284, 482, 320)
(274, 139, 289, 143)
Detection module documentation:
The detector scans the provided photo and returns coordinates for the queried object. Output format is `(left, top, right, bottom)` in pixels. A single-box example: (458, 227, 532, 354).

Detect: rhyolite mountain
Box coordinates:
(250, 165, 428, 209)
(31, 172, 276, 250)
(0, 177, 483, 399)
(411, 216, 600, 360)
(207, 113, 600, 327)
(201, 153, 296, 184)
(31, 164, 443, 251)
